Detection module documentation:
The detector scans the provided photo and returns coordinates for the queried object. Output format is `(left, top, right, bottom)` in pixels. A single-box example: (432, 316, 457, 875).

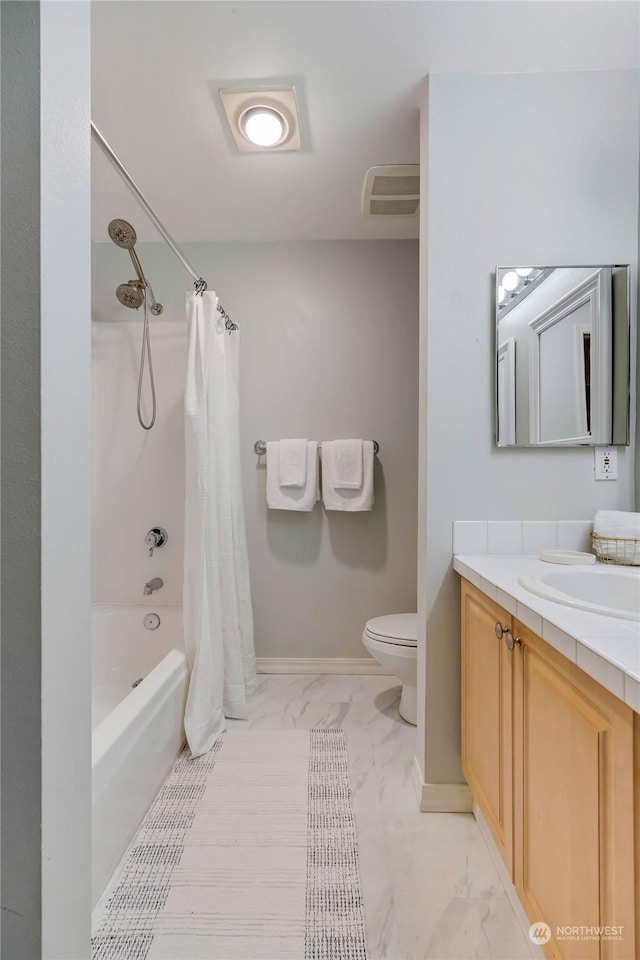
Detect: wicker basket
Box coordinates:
(591, 532, 640, 566)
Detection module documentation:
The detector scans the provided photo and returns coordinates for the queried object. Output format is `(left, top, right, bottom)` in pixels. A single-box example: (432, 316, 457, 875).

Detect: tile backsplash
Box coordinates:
(453, 520, 593, 555)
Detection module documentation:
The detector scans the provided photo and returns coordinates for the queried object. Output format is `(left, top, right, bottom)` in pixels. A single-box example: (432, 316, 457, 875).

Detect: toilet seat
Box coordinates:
(364, 613, 417, 648)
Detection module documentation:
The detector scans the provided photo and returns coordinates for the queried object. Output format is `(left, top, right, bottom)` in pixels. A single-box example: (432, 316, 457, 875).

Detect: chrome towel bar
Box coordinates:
(254, 440, 379, 456)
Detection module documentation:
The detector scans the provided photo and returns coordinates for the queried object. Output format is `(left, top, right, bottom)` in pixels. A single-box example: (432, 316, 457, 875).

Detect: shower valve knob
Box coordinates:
(145, 527, 168, 556)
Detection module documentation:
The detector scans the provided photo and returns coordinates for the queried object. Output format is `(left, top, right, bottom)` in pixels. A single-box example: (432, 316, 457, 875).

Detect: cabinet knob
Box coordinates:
(504, 630, 522, 651)
(495, 622, 504, 640)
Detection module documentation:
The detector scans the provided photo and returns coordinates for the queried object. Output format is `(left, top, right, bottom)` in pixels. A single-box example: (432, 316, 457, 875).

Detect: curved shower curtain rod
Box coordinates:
(91, 122, 237, 331)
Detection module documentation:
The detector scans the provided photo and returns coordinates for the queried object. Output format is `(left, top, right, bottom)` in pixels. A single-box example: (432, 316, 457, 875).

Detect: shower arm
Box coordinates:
(91, 122, 211, 302)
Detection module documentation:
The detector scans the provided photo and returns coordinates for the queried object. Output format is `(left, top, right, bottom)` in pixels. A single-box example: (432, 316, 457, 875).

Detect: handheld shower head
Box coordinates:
(116, 282, 144, 309)
(108, 219, 137, 249)
(108, 217, 163, 314)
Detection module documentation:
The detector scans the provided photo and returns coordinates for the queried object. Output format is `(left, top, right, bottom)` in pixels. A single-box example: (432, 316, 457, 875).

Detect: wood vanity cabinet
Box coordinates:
(513, 621, 635, 960)
(461, 580, 637, 960)
(461, 580, 513, 875)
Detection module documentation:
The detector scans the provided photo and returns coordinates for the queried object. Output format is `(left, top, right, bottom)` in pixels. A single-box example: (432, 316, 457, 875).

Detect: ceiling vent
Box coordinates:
(362, 165, 420, 218)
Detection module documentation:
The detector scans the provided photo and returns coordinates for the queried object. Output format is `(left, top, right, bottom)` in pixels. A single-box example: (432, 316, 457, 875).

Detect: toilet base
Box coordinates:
(399, 683, 417, 726)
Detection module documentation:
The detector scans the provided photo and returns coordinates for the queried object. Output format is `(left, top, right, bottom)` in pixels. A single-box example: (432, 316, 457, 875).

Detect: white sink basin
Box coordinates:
(519, 566, 640, 621)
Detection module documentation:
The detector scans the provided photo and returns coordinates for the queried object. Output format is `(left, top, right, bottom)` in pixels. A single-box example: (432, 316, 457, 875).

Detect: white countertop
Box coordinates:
(454, 554, 640, 714)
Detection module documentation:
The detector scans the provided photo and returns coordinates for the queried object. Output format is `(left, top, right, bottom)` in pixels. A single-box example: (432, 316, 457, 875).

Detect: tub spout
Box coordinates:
(144, 577, 163, 596)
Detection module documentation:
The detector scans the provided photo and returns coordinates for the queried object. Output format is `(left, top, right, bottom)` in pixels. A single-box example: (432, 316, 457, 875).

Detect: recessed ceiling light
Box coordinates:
(239, 105, 289, 147)
(219, 86, 302, 153)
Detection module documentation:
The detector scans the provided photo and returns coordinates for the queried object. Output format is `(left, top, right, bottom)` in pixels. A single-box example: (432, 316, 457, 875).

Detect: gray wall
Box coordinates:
(418, 70, 639, 786)
(0, 3, 92, 956)
(40, 2, 92, 955)
(636, 127, 640, 510)
(1, 4, 41, 955)
(92, 239, 419, 660)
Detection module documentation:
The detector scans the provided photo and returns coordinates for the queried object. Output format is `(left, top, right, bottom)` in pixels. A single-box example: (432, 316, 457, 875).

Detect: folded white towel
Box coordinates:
(278, 438, 308, 487)
(322, 440, 374, 512)
(593, 510, 640, 540)
(266, 441, 319, 511)
(331, 439, 363, 489)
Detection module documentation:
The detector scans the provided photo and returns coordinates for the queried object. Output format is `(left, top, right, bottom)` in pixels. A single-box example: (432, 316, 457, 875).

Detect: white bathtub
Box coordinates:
(92, 604, 189, 908)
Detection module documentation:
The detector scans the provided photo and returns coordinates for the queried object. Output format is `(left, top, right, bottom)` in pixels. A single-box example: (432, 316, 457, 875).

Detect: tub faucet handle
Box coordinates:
(145, 527, 168, 557)
(143, 577, 163, 596)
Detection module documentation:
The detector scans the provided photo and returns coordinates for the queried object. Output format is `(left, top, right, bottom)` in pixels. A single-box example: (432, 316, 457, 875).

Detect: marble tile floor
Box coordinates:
(226, 674, 536, 960)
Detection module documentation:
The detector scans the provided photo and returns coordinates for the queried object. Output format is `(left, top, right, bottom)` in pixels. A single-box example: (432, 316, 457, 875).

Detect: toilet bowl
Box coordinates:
(362, 613, 418, 725)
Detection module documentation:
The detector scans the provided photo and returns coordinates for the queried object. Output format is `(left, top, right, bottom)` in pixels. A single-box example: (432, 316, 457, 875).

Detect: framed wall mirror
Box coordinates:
(495, 265, 630, 447)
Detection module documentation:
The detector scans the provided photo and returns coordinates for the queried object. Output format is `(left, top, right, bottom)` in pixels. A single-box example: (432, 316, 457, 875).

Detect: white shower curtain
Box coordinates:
(183, 291, 256, 757)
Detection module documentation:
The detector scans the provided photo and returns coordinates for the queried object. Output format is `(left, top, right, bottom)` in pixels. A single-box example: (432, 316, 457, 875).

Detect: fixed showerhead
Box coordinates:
(108, 218, 137, 249)
(116, 282, 144, 309)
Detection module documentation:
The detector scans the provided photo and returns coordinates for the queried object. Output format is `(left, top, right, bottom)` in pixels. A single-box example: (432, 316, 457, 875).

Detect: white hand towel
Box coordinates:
(266, 441, 319, 511)
(278, 438, 308, 487)
(332, 439, 363, 489)
(594, 510, 640, 539)
(322, 440, 374, 512)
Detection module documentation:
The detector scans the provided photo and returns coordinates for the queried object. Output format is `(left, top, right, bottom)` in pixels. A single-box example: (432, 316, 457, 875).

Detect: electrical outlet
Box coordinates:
(594, 447, 617, 481)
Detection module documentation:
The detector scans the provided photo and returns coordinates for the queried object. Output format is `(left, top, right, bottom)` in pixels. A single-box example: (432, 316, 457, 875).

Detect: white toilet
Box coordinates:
(362, 613, 418, 725)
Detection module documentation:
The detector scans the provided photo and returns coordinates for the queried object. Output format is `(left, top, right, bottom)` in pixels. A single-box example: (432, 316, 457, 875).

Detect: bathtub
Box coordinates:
(92, 604, 189, 908)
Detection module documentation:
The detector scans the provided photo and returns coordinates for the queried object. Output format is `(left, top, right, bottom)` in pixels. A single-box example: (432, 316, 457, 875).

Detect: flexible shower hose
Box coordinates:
(137, 289, 157, 430)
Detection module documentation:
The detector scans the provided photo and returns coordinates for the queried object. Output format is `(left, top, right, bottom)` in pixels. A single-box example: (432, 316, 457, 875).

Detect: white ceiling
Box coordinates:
(91, 1, 639, 243)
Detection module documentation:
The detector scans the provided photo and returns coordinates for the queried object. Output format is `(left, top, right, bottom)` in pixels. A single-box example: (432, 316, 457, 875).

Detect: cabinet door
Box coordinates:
(513, 623, 635, 960)
(461, 581, 513, 875)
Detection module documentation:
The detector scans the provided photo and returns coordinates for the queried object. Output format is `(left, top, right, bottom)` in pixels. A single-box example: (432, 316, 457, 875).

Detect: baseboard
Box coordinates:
(411, 757, 473, 812)
(256, 657, 390, 676)
(472, 802, 543, 959)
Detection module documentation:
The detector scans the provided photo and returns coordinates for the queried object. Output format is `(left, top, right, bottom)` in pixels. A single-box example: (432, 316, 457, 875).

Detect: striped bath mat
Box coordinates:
(92, 728, 369, 960)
